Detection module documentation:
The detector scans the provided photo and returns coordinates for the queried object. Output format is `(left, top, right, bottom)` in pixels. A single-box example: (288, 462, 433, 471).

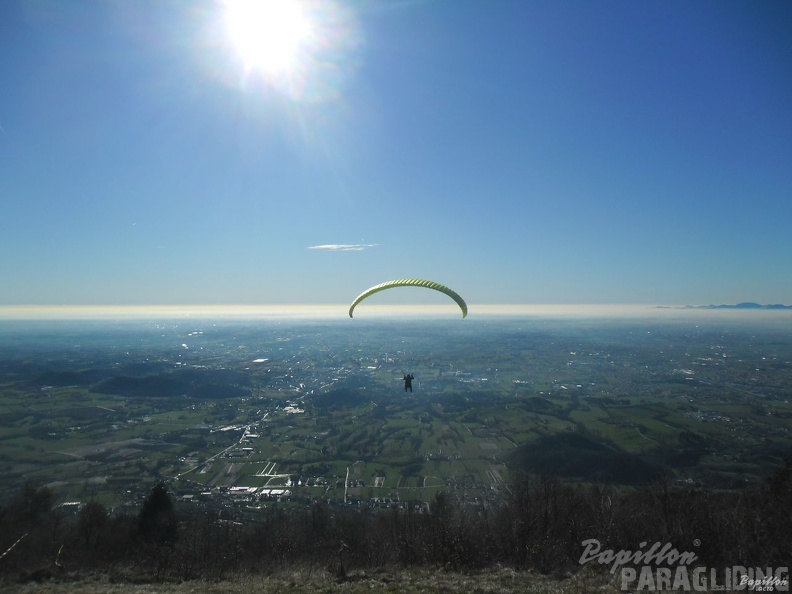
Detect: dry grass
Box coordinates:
(7, 565, 624, 594)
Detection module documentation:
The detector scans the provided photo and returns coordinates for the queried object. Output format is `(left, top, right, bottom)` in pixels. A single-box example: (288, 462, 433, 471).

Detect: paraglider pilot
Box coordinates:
(403, 373, 414, 392)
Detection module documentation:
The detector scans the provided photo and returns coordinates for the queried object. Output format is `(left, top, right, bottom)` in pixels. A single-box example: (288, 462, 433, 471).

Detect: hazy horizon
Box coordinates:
(2, 303, 792, 322)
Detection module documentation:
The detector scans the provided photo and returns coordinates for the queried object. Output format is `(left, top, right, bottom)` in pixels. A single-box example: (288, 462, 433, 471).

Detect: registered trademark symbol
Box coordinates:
(693, 539, 701, 547)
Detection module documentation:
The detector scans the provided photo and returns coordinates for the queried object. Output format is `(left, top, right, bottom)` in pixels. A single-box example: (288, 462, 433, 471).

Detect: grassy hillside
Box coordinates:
(11, 566, 621, 594)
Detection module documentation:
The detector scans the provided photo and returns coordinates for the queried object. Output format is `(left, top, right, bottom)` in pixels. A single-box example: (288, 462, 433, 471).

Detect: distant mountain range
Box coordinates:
(659, 302, 792, 310)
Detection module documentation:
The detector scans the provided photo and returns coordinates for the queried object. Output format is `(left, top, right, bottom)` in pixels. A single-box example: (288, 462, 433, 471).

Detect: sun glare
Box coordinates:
(224, 0, 313, 76)
(211, 0, 360, 102)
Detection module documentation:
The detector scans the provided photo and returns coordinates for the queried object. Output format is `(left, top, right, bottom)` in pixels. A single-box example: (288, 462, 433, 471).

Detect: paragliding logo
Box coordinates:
(348, 279, 468, 318)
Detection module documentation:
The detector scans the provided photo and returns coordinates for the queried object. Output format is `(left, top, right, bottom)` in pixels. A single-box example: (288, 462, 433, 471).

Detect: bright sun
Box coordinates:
(224, 0, 314, 76)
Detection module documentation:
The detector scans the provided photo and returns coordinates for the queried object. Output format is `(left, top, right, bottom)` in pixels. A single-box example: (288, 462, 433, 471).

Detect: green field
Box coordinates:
(1, 316, 791, 508)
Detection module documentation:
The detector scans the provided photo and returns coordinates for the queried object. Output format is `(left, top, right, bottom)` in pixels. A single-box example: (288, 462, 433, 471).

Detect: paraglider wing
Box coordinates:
(348, 279, 468, 318)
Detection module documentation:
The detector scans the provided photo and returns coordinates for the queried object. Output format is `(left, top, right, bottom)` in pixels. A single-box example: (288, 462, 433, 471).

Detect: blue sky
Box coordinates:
(1, 0, 791, 308)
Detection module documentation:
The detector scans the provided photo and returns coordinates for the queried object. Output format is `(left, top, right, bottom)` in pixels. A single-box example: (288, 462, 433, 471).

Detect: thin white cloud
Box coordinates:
(308, 244, 378, 251)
